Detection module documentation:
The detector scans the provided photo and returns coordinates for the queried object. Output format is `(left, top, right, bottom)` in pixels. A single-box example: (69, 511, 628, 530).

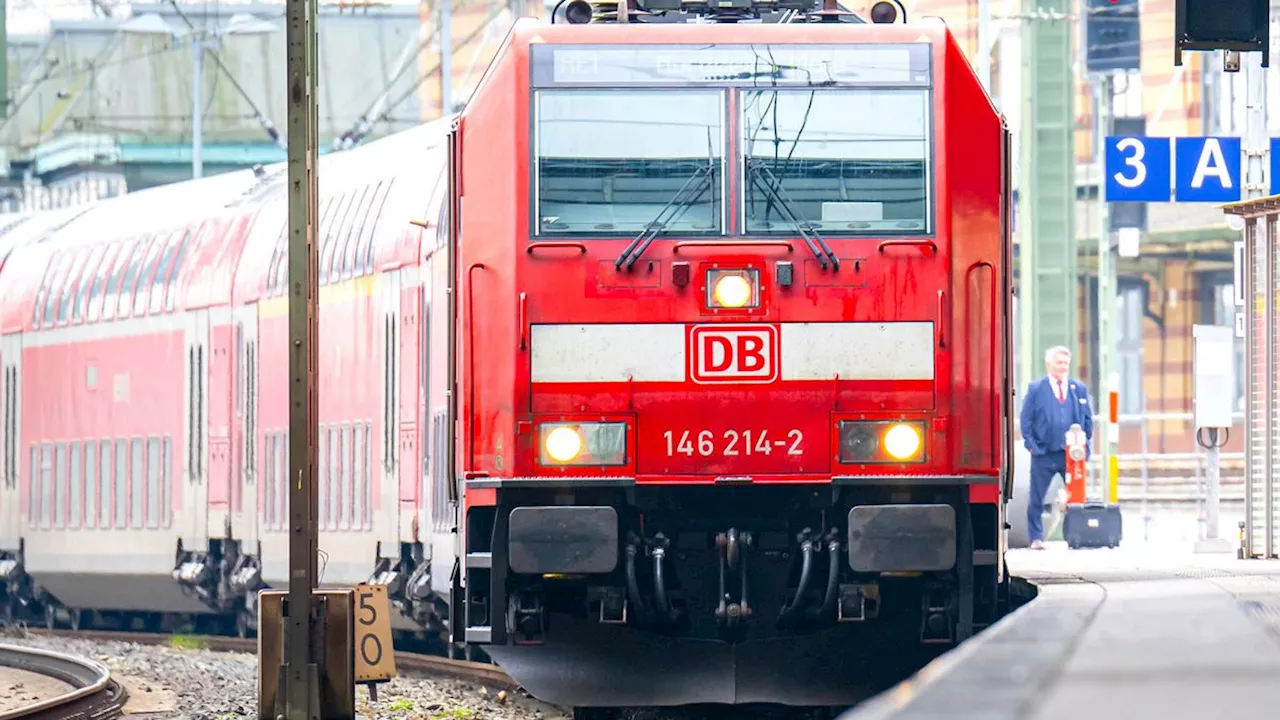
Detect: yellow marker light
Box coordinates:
(544, 426, 583, 463)
(713, 274, 753, 308)
(883, 423, 922, 460)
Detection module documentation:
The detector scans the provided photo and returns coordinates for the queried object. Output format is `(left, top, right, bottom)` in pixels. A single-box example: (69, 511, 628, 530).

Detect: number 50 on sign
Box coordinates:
(354, 583, 397, 683)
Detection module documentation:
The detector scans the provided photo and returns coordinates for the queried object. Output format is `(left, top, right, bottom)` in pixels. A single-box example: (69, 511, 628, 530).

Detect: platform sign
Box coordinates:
(1105, 135, 1172, 202)
(1193, 324, 1236, 429)
(1176, 137, 1242, 202)
(353, 583, 397, 684)
(1104, 135, 1280, 202)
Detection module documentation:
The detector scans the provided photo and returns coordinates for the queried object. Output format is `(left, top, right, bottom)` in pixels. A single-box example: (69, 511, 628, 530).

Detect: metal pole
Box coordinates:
(1205, 430, 1223, 542)
(1238, 47, 1268, 557)
(282, 0, 320, 715)
(1095, 73, 1117, 504)
(977, 0, 991, 92)
(440, 0, 452, 115)
(192, 35, 203, 179)
(1139, 393, 1150, 540)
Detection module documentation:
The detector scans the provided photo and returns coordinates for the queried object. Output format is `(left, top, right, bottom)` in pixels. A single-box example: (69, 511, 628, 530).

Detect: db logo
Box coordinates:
(688, 324, 780, 384)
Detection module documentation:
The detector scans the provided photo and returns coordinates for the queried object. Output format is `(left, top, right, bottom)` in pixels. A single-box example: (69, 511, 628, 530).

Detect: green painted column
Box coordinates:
(1, 0, 7, 120)
(1018, 0, 1077, 389)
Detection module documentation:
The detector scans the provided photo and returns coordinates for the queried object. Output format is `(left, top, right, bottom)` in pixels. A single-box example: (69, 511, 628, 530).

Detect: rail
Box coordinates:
(0, 643, 125, 720)
(20, 628, 519, 691)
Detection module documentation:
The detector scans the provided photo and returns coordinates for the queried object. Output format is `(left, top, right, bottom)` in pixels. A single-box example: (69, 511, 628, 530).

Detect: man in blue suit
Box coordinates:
(1019, 345, 1093, 549)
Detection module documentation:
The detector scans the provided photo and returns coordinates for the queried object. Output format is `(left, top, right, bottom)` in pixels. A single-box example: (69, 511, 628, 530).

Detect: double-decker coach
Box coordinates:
(447, 0, 1014, 712)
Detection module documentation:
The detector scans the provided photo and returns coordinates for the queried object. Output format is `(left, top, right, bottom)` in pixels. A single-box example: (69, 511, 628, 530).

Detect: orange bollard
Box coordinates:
(1064, 423, 1088, 504)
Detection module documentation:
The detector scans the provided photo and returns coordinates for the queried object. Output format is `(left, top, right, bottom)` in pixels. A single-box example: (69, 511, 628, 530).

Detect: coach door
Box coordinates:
(0, 335, 21, 548)
(234, 307, 259, 550)
(379, 272, 402, 550)
(183, 309, 211, 552)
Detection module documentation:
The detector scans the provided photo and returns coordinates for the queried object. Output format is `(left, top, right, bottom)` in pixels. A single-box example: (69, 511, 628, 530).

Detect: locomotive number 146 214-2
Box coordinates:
(661, 428, 804, 457)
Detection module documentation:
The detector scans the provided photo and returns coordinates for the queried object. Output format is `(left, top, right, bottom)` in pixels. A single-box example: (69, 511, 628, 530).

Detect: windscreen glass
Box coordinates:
(741, 89, 931, 235)
(533, 89, 724, 236)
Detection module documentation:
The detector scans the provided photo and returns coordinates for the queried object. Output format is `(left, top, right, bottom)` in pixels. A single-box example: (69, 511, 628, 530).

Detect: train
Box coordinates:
(0, 1, 1015, 716)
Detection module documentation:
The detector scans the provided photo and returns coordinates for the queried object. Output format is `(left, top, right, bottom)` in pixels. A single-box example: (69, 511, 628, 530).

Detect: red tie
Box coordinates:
(1056, 380, 1065, 403)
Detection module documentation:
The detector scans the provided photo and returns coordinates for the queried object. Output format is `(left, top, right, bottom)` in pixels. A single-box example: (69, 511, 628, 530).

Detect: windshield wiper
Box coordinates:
(745, 158, 839, 271)
(615, 163, 715, 271)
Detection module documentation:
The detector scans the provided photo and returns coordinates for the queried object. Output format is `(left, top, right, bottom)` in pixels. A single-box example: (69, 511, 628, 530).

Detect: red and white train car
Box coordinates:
(0, 119, 457, 637)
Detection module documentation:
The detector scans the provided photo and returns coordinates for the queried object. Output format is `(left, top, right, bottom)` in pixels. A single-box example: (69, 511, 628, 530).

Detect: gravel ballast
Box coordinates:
(0, 628, 566, 720)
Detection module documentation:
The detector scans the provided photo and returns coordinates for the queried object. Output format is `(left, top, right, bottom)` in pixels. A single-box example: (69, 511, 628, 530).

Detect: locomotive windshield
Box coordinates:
(741, 88, 930, 234)
(529, 42, 933, 238)
(534, 89, 725, 236)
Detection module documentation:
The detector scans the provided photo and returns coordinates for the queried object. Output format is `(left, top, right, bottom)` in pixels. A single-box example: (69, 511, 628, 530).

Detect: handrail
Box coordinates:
(527, 241, 587, 254)
(466, 263, 486, 470)
(877, 239, 937, 254)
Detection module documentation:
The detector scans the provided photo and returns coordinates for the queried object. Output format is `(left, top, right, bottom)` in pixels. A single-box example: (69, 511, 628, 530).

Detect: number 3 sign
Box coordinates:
(354, 583, 397, 683)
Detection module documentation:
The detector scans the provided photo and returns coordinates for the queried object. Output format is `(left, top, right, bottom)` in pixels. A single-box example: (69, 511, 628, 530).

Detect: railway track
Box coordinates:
(18, 627, 518, 692)
(0, 643, 126, 720)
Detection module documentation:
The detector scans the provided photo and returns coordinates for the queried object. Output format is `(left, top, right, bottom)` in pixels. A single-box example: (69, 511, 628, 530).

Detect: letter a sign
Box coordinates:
(688, 324, 779, 384)
(1174, 137, 1241, 202)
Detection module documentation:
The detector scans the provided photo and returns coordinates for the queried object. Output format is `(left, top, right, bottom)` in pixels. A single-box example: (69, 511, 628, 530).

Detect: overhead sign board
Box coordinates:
(1104, 135, 1280, 203)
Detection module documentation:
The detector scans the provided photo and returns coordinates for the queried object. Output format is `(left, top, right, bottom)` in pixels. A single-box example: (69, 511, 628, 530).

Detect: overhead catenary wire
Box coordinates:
(333, 0, 475, 149)
(166, 0, 285, 146)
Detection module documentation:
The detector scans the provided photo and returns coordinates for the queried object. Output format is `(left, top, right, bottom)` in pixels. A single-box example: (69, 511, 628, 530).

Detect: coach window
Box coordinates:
(149, 230, 181, 315)
(54, 443, 66, 528)
(84, 440, 97, 529)
(314, 195, 338, 284)
(56, 250, 89, 327)
(41, 253, 71, 328)
(274, 230, 290, 295)
(27, 447, 37, 528)
(741, 89, 931, 235)
(114, 438, 127, 529)
(533, 89, 724, 237)
(147, 437, 161, 528)
(132, 235, 165, 316)
(99, 441, 112, 528)
(102, 239, 137, 322)
(130, 438, 143, 529)
(39, 444, 52, 529)
(341, 424, 352, 531)
(339, 185, 370, 279)
(164, 229, 194, 313)
(353, 424, 366, 529)
(88, 243, 120, 323)
(277, 431, 288, 528)
(322, 192, 354, 283)
(73, 246, 105, 324)
(117, 237, 153, 319)
(162, 437, 172, 527)
(69, 441, 81, 529)
(360, 181, 393, 275)
(32, 258, 57, 327)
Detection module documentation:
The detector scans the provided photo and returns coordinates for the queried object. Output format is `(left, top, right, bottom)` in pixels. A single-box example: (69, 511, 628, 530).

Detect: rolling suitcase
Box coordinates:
(1063, 502, 1122, 549)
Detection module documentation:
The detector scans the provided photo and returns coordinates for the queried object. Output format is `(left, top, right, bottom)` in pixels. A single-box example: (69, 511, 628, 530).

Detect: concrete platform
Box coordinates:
(839, 543, 1280, 719)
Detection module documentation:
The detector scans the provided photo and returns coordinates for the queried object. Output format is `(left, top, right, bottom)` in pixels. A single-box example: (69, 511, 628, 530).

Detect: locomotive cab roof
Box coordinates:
(549, 0, 908, 25)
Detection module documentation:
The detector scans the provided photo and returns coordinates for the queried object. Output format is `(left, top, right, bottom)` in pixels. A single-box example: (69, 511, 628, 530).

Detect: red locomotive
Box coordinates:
(451, 0, 1014, 711)
(0, 0, 1014, 714)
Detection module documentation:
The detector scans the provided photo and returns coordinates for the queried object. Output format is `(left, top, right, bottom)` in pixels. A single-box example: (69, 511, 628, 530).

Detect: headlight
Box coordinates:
(838, 420, 926, 464)
(538, 422, 628, 466)
(706, 269, 759, 309)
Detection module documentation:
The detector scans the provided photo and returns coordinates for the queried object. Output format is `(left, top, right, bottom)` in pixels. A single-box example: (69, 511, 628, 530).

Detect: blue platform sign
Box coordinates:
(1274, 138, 1280, 194)
(1174, 137, 1241, 202)
(1105, 135, 1171, 202)
(1102, 135, 1280, 203)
